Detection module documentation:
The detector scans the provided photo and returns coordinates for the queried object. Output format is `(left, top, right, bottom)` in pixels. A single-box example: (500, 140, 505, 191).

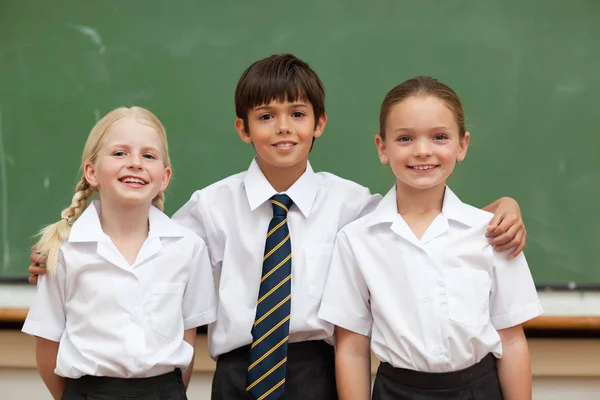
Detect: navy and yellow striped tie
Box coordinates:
(247, 194, 293, 400)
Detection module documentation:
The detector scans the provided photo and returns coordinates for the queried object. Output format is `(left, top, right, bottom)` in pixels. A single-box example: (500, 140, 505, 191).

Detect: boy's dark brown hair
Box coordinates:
(235, 53, 326, 133)
(379, 76, 466, 140)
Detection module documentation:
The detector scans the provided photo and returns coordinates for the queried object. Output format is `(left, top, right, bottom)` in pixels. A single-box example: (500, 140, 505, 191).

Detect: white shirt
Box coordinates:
(318, 186, 543, 372)
(22, 201, 217, 378)
(172, 158, 380, 359)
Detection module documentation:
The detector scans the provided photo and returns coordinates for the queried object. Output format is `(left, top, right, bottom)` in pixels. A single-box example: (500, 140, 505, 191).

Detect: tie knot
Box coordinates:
(271, 194, 293, 217)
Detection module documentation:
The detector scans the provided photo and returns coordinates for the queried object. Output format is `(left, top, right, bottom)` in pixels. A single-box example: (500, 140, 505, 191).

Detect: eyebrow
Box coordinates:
(253, 103, 309, 112)
(107, 144, 161, 153)
(393, 126, 452, 133)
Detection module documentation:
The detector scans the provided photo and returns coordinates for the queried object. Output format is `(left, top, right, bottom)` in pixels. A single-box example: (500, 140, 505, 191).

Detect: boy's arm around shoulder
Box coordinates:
(482, 196, 526, 258)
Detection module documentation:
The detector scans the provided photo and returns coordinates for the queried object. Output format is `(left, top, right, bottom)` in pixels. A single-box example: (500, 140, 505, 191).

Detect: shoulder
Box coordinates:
(314, 171, 372, 197)
(186, 171, 246, 203)
(336, 211, 375, 240)
(459, 202, 494, 228)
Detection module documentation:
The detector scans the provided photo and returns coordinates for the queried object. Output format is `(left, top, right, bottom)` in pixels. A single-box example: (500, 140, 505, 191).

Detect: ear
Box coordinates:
(312, 113, 327, 139)
(160, 166, 172, 192)
(83, 162, 99, 187)
(235, 118, 252, 144)
(456, 131, 471, 163)
(374, 134, 389, 165)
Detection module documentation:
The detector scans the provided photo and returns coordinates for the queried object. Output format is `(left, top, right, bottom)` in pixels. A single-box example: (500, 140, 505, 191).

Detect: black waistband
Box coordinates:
(218, 340, 333, 363)
(65, 369, 183, 395)
(377, 353, 497, 390)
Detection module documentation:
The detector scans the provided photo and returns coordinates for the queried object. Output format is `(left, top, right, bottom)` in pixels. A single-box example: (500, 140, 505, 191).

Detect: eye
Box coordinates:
(291, 111, 305, 118)
(434, 134, 448, 140)
(397, 136, 411, 142)
(143, 153, 156, 159)
(113, 151, 126, 156)
(258, 114, 274, 121)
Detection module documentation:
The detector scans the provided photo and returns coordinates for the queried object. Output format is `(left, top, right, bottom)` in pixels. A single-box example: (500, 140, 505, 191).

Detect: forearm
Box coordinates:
(336, 351, 371, 400)
(182, 328, 197, 389)
(35, 338, 65, 400)
(497, 329, 532, 400)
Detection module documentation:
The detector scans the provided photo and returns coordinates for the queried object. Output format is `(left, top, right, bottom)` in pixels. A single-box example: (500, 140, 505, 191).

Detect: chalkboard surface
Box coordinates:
(0, 0, 598, 286)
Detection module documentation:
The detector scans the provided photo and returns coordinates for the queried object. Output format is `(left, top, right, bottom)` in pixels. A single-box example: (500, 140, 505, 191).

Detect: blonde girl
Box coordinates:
(23, 106, 217, 400)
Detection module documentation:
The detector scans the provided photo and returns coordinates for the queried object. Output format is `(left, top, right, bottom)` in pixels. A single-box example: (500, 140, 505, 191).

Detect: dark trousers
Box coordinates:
(62, 369, 187, 400)
(372, 354, 503, 400)
(211, 340, 338, 400)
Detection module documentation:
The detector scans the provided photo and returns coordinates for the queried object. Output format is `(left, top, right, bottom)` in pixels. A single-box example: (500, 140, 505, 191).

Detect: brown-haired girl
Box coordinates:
(319, 77, 542, 400)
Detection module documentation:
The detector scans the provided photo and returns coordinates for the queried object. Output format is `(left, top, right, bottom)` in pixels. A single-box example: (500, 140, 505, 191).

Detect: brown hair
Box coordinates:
(35, 106, 171, 274)
(379, 76, 465, 140)
(235, 53, 326, 132)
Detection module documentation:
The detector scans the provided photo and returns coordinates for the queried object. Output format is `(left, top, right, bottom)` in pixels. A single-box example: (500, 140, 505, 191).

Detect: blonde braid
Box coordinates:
(61, 178, 94, 224)
(34, 177, 96, 274)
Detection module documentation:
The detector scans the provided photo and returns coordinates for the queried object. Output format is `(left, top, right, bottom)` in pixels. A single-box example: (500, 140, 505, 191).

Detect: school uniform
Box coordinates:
(319, 186, 543, 399)
(172, 158, 381, 399)
(22, 201, 217, 400)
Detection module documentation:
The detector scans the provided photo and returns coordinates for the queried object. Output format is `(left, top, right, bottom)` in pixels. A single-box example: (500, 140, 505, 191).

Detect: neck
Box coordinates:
(256, 157, 307, 192)
(395, 182, 446, 216)
(98, 199, 150, 241)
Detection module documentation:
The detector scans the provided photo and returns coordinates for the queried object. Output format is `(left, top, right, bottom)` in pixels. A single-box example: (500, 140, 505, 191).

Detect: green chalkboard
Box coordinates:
(1, 0, 599, 286)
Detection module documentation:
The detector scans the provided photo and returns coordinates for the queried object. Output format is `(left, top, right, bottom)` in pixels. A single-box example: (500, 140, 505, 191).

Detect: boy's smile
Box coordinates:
(236, 99, 326, 189)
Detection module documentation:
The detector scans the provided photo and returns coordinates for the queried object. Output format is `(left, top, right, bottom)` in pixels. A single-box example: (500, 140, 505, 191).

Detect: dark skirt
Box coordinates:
(211, 340, 338, 400)
(372, 353, 503, 400)
(62, 368, 187, 400)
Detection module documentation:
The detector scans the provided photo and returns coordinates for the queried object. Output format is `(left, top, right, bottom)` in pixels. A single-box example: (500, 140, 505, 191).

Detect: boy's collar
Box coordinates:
(244, 157, 318, 218)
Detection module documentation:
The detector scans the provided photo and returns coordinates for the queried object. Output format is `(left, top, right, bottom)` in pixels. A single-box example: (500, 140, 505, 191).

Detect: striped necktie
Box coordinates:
(247, 194, 293, 400)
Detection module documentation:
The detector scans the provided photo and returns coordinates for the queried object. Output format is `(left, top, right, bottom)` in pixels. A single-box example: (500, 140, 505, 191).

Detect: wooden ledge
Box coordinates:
(2, 308, 600, 330)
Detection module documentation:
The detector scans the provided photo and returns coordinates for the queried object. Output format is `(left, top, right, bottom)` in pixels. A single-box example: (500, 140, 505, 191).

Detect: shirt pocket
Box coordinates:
(443, 268, 491, 328)
(148, 282, 185, 339)
(305, 244, 334, 300)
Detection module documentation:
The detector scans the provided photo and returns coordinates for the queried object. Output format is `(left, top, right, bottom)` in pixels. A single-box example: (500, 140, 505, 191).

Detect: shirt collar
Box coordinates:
(243, 157, 319, 218)
(440, 186, 481, 228)
(69, 200, 185, 243)
(365, 185, 479, 228)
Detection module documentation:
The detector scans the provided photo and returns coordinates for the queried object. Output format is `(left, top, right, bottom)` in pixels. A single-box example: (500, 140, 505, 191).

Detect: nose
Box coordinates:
(413, 138, 433, 157)
(127, 154, 143, 169)
(277, 116, 291, 134)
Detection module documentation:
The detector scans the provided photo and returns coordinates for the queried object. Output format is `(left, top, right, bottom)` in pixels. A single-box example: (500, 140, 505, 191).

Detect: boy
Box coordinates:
(29, 54, 526, 399)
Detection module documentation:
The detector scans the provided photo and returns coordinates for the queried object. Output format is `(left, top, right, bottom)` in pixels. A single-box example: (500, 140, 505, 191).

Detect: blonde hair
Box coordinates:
(35, 106, 171, 273)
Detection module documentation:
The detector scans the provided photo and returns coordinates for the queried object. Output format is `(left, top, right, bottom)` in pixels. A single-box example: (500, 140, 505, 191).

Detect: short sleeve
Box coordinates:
(489, 250, 543, 330)
(318, 231, 373, 336)
(172, 191, 222, 270)
(21, 253, 67, 342)
(181, 238, 218, 330)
